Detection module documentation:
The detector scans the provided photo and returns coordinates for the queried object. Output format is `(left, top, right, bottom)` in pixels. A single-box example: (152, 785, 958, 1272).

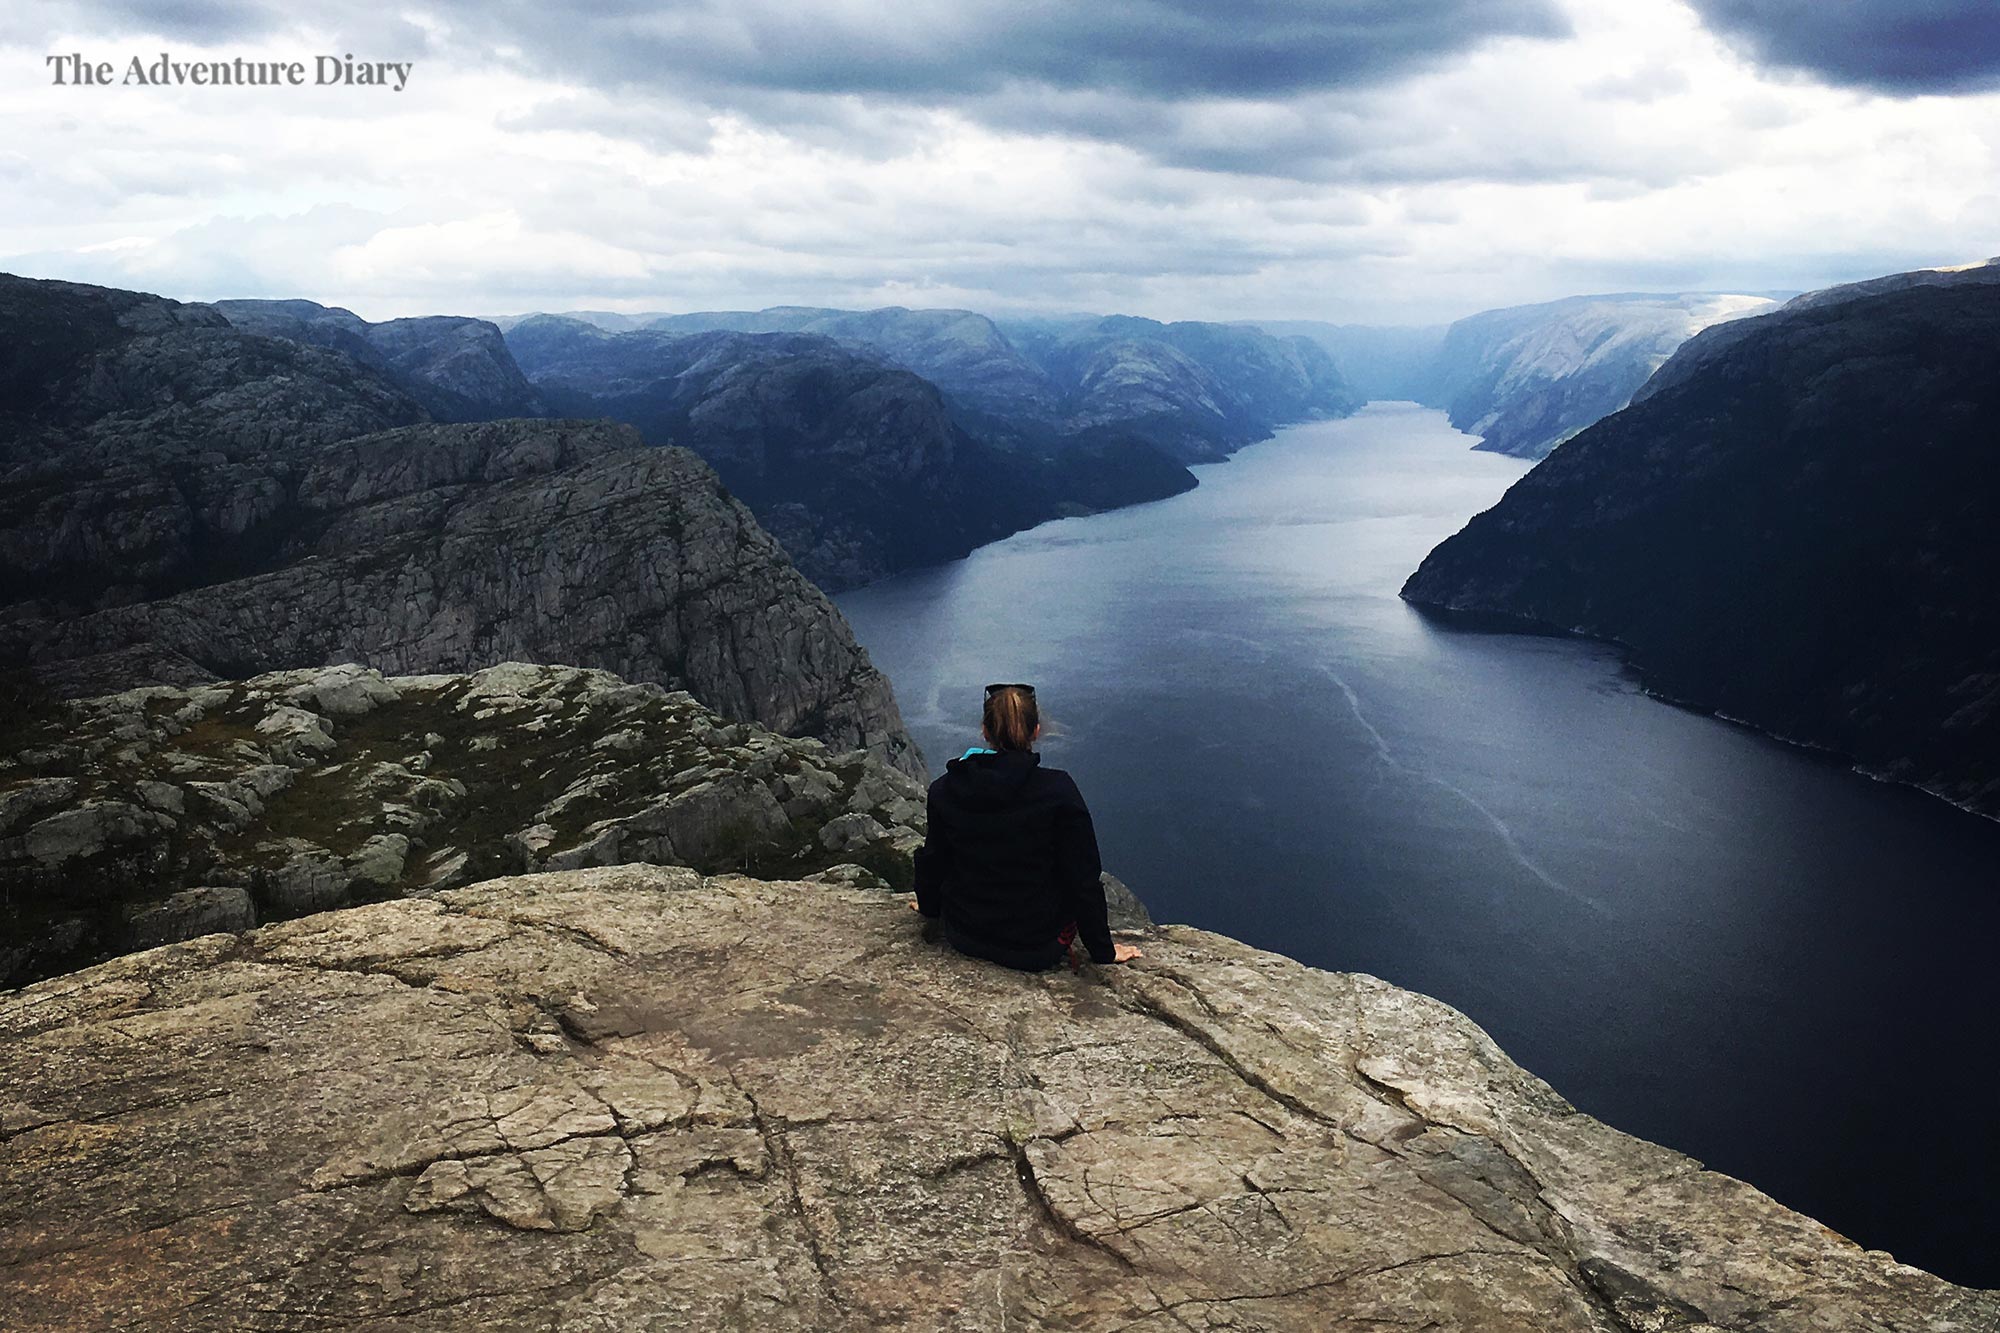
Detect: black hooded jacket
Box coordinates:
(912, 749, 1115, 968)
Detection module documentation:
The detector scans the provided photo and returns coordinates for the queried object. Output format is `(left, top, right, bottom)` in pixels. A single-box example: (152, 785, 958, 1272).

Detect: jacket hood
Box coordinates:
(940, 748, 1043, 809)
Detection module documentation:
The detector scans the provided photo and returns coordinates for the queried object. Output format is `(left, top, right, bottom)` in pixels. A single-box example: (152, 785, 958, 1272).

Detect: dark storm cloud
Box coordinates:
(524, 0, 1570, 101)
(1686, 0, 2000, 94)
(68, 0, 282, 41)
(24, 0, 1567, 100)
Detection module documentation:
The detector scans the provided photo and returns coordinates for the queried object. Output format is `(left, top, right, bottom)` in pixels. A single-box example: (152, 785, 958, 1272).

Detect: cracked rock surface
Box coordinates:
(0, 662, 927, 986)
(2, 865, 1988, 1331)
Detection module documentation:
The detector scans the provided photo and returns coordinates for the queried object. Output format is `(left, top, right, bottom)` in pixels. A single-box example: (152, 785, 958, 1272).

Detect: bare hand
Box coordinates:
(1113, 942, 1144, 963)
(908, 899, 921, 912)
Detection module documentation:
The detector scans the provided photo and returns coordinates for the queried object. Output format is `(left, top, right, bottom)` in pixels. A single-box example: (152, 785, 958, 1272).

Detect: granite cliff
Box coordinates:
(1403, 271, 2000, 818)
(0, 275, 918, 776)
(1, 864, 1988, 1331)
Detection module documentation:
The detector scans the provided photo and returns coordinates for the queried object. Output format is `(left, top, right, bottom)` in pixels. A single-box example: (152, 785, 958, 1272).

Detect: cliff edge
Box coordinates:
(2, 866, 1988, 1331)
(1403, 278, 2000, 818)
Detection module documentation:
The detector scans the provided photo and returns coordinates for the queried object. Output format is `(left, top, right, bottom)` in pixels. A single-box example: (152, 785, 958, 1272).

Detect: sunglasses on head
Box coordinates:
(984, 682, 1036, 698)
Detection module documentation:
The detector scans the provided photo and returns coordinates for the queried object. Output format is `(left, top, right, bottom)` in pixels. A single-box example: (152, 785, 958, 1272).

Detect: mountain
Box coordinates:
(486, 308, 657, 333)
(0, 660, 931, 987)
(504, 318, 1056, 589)
(1403, 269, 2000, 818)
(645, 305, 1063, 431)
(1245, 321, 1447, 402)
(1633, 258, 2000, 403)
(1419, 293, 1776, 459)
(495, 306, 1363, 587)
(503, 316, 1196, 590)
(542, 304, 1360, 463)
(213, 298, 546, 421)
(0, 274, 920, 776)
(4, 863, 1989, 1329)
(1, 277, 427, 615)
(999, 314, 1363, 462)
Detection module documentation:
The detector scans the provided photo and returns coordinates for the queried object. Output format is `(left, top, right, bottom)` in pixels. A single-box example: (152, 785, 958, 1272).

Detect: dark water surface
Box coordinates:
(838, 403, 2000, 1289)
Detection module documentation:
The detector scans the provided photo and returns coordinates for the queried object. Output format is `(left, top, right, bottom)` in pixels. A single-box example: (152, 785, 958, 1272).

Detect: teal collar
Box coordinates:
(959, 746, 997, 760)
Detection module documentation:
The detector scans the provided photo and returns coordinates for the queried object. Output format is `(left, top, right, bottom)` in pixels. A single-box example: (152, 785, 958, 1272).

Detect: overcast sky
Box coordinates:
(4, 0, 1997, 324)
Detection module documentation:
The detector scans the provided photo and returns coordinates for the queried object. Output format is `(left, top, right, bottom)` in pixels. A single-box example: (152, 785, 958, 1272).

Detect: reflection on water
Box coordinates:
(839, 403, 2000, 1287)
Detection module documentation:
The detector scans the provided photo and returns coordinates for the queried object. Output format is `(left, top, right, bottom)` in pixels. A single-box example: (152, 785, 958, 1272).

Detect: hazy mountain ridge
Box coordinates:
(514, 303, 1361, 463)
(214, 297, 547, 422)
(998, 313, 1363, 462)
(646, 305, 1064, 428)
(505, 318, 1070, 590)
(0, 274, 920, 776)
(1403, 270, 2000, 818)
(1244, 320, 1448, 402)
(1419, 292, 1776, 458)
(1634, 258, 2000, 404)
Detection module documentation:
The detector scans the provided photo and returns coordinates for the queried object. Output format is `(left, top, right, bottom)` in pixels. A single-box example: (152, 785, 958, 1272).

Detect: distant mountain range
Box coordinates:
(1264, 293, 1779, 459)
(494, 306, 1360, 588)
(1245, 321, 1446, 402)
(500, 304, 1361, 466)
(1415, 292, 1777, 458)
(1403, 260, 2000, 819)
(501, 316, 1070, 591)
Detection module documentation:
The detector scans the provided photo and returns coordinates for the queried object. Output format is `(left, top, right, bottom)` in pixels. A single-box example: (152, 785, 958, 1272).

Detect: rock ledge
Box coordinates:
(2, 866, 1988, 1331)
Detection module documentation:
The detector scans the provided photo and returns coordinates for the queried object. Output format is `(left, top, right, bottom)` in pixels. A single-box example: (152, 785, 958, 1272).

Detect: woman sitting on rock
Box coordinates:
(911, 683, 1142, 971)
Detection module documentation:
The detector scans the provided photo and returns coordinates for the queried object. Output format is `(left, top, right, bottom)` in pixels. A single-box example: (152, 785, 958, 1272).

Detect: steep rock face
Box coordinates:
(0, 275, 918, 778)
(0, 275, 426, 614)
(1403, 280, 2000, 817)
(506, 318, 1141, 590)
(0, 662, 928, 986)
(214, 298, 547, 422)
(5, 419, 921, 778)
(1422, 293, 1774, 459)
(1, 866, 1986, 1331)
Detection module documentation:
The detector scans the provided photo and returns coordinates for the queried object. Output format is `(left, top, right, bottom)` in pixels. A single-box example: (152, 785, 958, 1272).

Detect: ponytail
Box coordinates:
(982, 685, 1039, 752)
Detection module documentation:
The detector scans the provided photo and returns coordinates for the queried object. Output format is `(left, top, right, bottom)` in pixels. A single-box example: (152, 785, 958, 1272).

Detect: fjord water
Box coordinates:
(838, 402, 2000, 1288)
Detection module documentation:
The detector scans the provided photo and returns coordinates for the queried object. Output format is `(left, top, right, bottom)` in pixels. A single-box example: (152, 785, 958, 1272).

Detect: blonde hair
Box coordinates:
(982, 685, 1039, 751)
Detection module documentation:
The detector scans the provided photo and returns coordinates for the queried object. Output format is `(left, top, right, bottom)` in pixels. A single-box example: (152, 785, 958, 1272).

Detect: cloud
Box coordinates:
(11, 0, 1579, 181)
(23, 0, 1571, 100)
(4, 0, 1997, 326)
(1685, 0, 2000, 94)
